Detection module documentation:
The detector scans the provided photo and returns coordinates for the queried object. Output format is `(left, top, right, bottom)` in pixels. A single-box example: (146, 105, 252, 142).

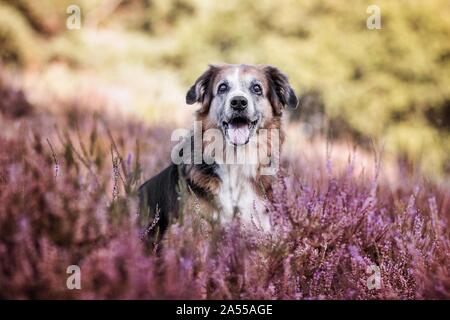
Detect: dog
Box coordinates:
(139, 64, 298, 239)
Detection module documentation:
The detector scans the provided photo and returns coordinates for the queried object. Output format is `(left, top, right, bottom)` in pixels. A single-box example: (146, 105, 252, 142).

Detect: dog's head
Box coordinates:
(186, 64, 298, 146)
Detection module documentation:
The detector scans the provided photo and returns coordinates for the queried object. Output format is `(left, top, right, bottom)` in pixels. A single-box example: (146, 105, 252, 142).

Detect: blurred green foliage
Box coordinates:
(0, 0, 449, 178)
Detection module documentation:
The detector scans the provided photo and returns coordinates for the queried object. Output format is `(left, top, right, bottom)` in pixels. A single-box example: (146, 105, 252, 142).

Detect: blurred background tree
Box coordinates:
(1, 0, 449, 179)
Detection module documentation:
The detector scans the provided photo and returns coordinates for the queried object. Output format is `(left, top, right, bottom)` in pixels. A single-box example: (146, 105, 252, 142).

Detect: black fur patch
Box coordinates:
(138, 164, 179, 239)
(264, 66, 299, 112)
(186, 86, 198, 105)
(287, 87, 299, 109)
(185, 65, 218, 108)
(139, 161, 219, 239)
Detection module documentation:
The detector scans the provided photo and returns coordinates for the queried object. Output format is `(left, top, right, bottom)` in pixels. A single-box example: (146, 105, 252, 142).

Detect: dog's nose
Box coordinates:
(230, 96, 248, 110)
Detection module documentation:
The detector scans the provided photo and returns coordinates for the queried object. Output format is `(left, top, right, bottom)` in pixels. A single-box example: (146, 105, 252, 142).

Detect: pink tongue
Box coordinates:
(228, 124, 250, 145)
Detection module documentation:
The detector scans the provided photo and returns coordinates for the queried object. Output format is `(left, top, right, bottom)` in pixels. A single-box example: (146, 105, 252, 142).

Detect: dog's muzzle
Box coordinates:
(222, 114, 259, 146)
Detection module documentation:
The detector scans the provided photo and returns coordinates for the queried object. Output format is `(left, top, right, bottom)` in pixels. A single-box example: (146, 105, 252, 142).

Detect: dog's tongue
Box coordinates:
(228, 123, 250, 145)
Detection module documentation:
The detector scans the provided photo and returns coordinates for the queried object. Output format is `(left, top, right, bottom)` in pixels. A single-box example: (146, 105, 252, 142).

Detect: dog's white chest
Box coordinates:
(215, 164, 270, 231)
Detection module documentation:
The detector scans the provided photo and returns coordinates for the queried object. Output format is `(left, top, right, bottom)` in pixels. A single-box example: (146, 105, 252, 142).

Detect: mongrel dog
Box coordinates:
(139, 64, 298, 238)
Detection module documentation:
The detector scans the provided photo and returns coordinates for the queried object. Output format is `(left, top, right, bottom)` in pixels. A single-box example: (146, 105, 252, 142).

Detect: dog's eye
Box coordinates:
(218, 83, 228, 94)
(252, 84, 262, 95)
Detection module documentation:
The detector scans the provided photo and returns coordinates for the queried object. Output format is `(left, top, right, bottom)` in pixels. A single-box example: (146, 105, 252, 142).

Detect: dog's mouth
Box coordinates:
(222, 116, 259, 146)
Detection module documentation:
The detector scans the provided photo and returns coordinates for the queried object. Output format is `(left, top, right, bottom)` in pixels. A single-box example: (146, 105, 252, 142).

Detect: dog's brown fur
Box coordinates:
(139, 64, 298, 237)
(184, 64, 293, 201)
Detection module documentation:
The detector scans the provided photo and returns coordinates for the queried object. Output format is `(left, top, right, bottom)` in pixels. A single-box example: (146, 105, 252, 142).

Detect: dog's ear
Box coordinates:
(264, 65, 298, 115)
(186, 65, 218, 106)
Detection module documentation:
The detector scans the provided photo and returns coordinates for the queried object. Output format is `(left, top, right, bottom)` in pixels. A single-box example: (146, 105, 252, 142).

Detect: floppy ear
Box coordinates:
(264, 66, 299, 115)
(186, 65, 218, 107)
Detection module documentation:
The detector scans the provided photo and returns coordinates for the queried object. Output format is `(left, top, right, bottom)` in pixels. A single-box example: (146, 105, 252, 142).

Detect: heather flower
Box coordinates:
(0, 72, 449, 299)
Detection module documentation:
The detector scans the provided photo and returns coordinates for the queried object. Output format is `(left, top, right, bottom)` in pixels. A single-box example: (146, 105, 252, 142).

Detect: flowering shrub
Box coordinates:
(0, 79, 449, 299)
